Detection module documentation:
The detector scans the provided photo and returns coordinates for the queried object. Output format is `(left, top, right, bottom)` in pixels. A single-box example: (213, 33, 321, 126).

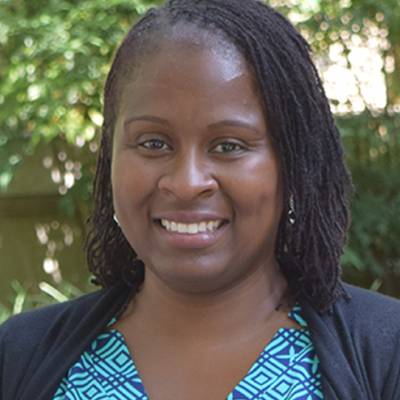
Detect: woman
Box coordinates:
(1, 0, 399, 399)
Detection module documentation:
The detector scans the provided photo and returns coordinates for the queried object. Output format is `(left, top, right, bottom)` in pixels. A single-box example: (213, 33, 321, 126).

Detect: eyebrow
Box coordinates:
(207, 120, 260, 134)
(124, 115, 170, 127)
(124, 115, 261, 134)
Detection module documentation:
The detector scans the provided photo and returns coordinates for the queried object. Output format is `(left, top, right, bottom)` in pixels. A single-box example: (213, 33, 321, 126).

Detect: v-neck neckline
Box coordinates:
(105, 303, 308, 399)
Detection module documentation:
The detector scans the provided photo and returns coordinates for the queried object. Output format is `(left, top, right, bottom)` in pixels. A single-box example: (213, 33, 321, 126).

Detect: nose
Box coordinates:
(158, 152, 218, 201)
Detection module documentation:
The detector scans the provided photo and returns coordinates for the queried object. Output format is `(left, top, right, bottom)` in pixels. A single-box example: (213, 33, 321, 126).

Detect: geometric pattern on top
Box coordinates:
(53, 304, 323, 400)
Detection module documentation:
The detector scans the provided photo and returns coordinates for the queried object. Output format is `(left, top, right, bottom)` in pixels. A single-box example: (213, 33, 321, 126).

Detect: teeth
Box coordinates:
(177, 223, 186, 233)
(160, 219, 223, 234)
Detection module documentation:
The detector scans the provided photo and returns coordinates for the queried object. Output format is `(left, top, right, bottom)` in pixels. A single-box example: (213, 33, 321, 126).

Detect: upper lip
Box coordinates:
(153, 211, 229, 223)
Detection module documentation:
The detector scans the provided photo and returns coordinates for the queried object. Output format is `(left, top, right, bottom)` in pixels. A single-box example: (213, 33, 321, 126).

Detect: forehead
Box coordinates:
(120, 49, 260, 121)
(137, 44, 244, 85)
(117, 28, 261, 111)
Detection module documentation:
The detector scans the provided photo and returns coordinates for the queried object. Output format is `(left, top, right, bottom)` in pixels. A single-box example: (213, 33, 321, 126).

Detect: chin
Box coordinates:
(147, 258, 235, 294)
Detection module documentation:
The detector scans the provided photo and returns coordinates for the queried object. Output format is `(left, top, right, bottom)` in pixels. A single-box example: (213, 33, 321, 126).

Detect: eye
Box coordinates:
(139, 138, 170, 151)
(212, 141, 246, 154)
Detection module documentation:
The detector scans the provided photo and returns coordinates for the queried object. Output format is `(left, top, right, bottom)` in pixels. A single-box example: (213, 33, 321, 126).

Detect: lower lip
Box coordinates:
(154, 222, 229, 249)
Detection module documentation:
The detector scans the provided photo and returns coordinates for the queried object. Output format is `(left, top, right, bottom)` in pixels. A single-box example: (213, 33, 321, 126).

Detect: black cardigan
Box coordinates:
(0, 282, 399, 400)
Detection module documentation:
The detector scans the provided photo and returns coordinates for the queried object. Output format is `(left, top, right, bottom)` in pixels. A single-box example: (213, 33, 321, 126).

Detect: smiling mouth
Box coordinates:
(155, 219, 228, 234)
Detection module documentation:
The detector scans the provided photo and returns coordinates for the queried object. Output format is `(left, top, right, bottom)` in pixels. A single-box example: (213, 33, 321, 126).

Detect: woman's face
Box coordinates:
(111, 37, 283, 294)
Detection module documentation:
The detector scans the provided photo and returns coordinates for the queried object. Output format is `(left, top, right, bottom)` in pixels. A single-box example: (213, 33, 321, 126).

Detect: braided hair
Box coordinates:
(84, 0, 353, 312)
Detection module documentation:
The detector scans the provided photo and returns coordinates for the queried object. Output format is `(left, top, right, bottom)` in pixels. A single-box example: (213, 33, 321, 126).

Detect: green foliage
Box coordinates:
(339, 114, 400, 292)
(1, 0, 399, 303)
(0, 0, 162, 190)
(0, 279, 87, 324)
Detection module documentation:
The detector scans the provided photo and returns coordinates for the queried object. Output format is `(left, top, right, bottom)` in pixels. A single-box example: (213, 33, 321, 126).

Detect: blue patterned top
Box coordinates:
(53, 304, 323, 399)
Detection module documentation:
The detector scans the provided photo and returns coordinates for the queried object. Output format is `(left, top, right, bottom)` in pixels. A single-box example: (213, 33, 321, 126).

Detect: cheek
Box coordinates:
(111, 156, 156, 215)
(111, 157, 157, 259)
(223, 156, 282, 219)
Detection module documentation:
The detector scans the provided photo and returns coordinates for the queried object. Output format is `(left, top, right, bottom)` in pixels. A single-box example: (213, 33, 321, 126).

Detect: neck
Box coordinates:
(125, 260, 289, 343)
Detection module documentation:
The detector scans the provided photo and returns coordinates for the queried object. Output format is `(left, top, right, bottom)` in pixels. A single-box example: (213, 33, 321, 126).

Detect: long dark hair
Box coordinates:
(85, 0, 353, 312)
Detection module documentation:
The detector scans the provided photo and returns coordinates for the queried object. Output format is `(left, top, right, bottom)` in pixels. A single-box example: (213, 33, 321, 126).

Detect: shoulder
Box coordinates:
(0, 288, 105, 333)
(0, 284, 131, 399)
(0, 283, 129, 363)
(343, 282, 400, 309)
(338, 283, 400, 336)
(301, 282, 400, 363)
(302, 283, 400, 398)
(336, 284, 400, 397)
(0, 289, 103, 351)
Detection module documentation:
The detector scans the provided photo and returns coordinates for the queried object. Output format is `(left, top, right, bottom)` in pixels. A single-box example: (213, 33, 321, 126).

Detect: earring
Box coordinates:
(113, 213, 120, 226)
(284, 194, 295, 254)
(288, 194, 295, 225)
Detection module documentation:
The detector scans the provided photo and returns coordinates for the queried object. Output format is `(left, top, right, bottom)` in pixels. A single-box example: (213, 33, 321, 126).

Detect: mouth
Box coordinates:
(154, 218, 228, 235)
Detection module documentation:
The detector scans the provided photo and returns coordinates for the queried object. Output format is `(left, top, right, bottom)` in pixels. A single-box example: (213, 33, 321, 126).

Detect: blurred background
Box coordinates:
(0, 0, 399, 322)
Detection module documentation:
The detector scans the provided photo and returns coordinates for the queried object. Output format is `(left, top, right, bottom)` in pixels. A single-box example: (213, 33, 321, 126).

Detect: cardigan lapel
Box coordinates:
(300, 299, 372, 400)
